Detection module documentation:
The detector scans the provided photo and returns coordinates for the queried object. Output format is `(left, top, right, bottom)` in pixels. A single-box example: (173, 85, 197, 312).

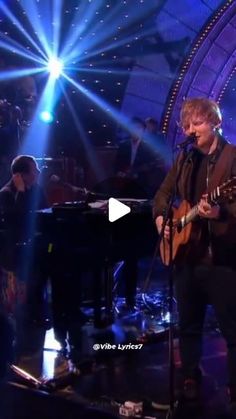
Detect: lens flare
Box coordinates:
(39, 110, 54, 123)
(47, 57, 64, 79)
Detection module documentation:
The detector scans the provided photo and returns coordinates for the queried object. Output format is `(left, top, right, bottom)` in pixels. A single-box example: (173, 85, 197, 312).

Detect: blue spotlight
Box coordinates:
(39, 110, 54, 123)
(47, 57, 63, 79)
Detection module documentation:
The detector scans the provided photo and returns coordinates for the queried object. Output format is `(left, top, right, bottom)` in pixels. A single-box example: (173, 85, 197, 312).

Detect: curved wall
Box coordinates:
(121, 0, 236, 148)
(121, 0, 223, 132)
(163, 1, 236, 146)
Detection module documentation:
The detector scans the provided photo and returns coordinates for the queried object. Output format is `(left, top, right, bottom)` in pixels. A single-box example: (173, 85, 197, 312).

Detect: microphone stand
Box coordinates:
(16, 118, 22, 149)
(164, 194, 177, 418)
(156, 143, 192, 419)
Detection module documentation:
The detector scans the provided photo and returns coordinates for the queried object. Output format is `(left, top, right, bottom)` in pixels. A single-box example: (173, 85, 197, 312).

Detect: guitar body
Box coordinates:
(160, 200, 201, 266)
(159, 177, 236, 265)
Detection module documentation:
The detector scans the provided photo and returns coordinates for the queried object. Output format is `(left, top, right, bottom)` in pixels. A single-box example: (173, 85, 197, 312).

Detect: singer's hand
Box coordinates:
(198, 196, 220, 219)
(155, 216, 163, 234)
(155, 215, 176, 240)
(13, 173, 25, 192)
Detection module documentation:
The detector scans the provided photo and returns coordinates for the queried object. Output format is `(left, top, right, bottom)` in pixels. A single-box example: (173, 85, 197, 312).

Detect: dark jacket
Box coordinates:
(153, 136, 236, 267)
(115, 139, 163, 172)
(0, 180, 47, 270)
(115, 139, 166, 198)
(0, 180, 47, 213)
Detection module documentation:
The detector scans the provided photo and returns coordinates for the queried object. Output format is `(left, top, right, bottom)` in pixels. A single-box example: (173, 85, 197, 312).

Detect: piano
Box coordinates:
(36, 199, 157, 326)
(37, 199, 156, 260)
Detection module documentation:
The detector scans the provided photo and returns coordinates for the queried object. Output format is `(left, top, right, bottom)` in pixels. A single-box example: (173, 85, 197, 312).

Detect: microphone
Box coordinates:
(174, 133, 197, 150)
(49, 174, 94, 197)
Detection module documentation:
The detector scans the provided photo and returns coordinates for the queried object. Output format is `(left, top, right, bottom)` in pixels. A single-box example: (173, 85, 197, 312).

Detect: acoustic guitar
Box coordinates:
(160, 177, 236, 266)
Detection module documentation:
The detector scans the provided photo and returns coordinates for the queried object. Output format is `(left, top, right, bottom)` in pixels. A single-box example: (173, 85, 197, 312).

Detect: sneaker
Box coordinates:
(54, 353, 70, 376)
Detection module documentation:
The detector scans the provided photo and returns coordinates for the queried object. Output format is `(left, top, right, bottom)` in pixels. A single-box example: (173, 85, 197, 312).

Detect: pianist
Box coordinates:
(0, 155, 48, 332)
(0, 154, 46, 215)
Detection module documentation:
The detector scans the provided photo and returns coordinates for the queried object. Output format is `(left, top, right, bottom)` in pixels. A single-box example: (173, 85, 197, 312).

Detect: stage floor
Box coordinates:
(1, 259, 235, 419)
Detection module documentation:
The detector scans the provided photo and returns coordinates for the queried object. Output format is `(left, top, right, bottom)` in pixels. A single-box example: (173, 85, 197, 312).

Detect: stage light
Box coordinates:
(47, 57, 63, 79)
(39, 110, 54, 123)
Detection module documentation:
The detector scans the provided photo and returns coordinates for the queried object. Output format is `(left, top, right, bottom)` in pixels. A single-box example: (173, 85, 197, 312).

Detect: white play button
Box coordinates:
(108, 198, 131, 222)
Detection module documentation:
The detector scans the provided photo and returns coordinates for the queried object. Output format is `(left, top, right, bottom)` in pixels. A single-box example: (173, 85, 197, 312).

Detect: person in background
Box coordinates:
(115, 116, 165, 198)
(145, 116, 171, 165)
(0, 155, 48, 356)
(114, 117, 166, 310)
(0, 99, 20, 188)
(0, 310, 14, 380)
(145, 117, 165, 140)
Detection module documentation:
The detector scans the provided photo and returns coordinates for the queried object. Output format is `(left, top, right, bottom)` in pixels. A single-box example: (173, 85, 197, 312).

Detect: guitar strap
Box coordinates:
(207, 143, 236, 193)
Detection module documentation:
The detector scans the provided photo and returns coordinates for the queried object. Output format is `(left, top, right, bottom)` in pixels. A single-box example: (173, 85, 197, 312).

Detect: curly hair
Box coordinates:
(180, 97, 222, 129)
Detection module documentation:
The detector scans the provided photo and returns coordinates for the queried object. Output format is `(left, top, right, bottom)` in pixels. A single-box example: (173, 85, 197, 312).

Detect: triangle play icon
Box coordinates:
(108, 198, 131, 222)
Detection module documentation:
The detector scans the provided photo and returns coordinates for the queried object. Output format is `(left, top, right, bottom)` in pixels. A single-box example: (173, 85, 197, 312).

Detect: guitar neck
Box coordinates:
(178, 204, 199, 230)
(177, 177, 236, 231)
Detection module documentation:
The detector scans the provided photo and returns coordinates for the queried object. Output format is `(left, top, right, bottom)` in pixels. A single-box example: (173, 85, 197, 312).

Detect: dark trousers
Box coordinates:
(21, 242, 49, 322)
(0, 310, 14, 377)
(115, 258, 138, 305)
(123, 258, 138, 305)
(175, 264, 236, 387)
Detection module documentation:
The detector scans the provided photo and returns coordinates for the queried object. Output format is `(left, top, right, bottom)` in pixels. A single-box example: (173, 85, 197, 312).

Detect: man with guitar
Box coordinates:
(153, 97, 236, 410)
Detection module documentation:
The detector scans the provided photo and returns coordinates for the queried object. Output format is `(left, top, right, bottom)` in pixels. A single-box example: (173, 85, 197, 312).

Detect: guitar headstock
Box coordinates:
(210, 177, 236, 204)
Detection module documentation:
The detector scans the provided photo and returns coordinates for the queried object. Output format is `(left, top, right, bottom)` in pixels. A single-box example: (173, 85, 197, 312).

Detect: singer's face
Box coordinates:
(182, 113, 216, 151)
